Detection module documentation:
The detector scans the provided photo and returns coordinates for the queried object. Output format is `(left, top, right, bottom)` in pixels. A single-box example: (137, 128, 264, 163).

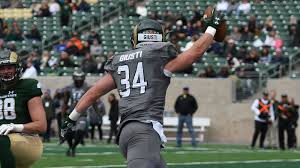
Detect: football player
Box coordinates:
(62, 10, 224, 167)
(0, 50, 47, 168)
(62, 70, 98, 157)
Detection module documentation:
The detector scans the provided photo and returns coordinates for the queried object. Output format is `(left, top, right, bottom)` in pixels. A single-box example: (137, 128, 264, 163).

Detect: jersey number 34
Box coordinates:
(0, 98, 16, 120)
(117, 62, 148, 98)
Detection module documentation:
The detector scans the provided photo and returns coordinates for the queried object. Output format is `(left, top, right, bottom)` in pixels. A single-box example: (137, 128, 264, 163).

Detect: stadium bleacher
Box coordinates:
(0, 0, 299, 78)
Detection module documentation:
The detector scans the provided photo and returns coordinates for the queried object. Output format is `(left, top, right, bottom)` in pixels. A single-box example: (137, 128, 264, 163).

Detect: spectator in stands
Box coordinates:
(161, 10, 176, 26)
(81, 52, 97, 73)
(227, 0, 239, 15)
(66, 32, 84, 55)
(271, 49, 288, 64)
(170, 35, 181, 54)
(22, 58, 38, 78)
(58, 51, 76, 67)
(186, 21, 198, 37)
(240, 25, 254, 42)
(70, 0, 78, 12)
(49, 0, 60, 15)
(274, 36, 283, 51)
(263, 16, 274, 33)
(216, 0, 229, 13)
(288, 16, 298, 47)
(264, 30, 276, 47)
(87, 30, 101, 45)
(251, 91, 275, 149)
(5, 21, 23, 41)
(29, 51, 41, 73)
(228, 26, 241, 41)
(42, 89, 55, 142)
(90, 39, 103, 57)
(6, 41, 16, 51)
(227, 52, 241, 68)
(10, 0, 23, 8)
(38, 1, 51, 17)
(223, 38, 237, 58)
(77, 0, 90, 12)
(96, 56, 106, 73)
(237, 0, 251, 15)
(55, 39, 67, 52)
(181, 34, 199, 52)
(259, 46, 272, 64)
(40, 51, 50, 69)
(199, 65, 217, 78)
(190, 6, 201, 25)
(218, 66, 230, 78)
(0, 1, 11, 8)
(244, 49, 259, 64)
(175, 87, 198, 147)
(107, 93, 119, 144)
(89, 98, 105, 143)
(248, 15, 257, 35)
(253, 35, 264, 48)
(26, 24, 42, 41)
(60, 1, 72, 27)
(207, 42, 223, 56)
(173, 19, 187, 41)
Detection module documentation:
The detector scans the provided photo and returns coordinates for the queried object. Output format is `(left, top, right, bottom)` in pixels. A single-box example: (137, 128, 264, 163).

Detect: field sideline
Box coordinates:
(31, 141, 300, 168)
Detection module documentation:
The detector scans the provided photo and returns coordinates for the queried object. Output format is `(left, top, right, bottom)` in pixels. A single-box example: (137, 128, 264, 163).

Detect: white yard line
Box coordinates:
(48, 159, 300, 168)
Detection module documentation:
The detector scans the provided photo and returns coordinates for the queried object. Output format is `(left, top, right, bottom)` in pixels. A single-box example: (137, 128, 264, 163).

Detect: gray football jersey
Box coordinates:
(105, 42, 177, 127)
(65, 83, 91, 114)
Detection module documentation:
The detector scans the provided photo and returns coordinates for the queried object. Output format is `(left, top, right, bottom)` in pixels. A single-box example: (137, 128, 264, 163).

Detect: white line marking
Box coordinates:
(48, 159, 300, 168)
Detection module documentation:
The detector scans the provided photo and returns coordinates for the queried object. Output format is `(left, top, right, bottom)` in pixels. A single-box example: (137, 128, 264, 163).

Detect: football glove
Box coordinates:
(61, 117, 76, 138)
(0, 123, 24, 135)
(202, 8, 224, 29)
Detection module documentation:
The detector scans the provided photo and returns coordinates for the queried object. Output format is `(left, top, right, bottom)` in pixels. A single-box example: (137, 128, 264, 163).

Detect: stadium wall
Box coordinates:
(37, 77, 300, 145)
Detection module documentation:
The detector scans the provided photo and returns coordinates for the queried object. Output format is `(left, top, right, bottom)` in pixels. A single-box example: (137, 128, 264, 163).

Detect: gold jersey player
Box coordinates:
(0, 50, 46, 168)
(62, 9, 224, 168)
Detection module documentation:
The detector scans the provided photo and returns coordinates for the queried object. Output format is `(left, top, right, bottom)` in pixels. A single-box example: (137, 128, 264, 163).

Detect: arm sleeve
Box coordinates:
(251, 99, 260, 115)
(25, 79, 43, 99)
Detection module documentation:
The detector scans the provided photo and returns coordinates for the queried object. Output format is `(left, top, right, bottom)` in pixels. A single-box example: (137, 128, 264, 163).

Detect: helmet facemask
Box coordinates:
(0, 51, 22, 90)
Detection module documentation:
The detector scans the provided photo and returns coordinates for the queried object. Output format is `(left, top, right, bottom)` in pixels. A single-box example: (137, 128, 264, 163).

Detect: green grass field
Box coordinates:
(32, 140, 300, 168)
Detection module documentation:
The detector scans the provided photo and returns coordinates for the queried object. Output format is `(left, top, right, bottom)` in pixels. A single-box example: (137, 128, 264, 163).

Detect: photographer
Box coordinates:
(250, 91, 275, 149)
(277, 95, 297, 150)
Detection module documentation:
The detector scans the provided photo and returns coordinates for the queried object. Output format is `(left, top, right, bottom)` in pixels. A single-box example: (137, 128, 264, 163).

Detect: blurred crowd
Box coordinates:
(0, 0, 300, 79)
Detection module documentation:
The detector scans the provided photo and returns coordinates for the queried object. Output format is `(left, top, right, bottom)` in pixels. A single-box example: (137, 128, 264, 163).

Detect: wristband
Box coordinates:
(205, 26, 216, 37)
(69, 109, 81, 121)
(163, 69, 173, 78)
(13, 124, 24, 132)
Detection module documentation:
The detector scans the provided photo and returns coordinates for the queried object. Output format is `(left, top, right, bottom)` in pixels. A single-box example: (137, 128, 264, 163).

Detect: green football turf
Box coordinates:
(31, 142, 300, 168)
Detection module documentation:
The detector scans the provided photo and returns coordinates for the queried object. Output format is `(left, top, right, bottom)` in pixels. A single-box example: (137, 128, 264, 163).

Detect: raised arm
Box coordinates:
(164, 33, 214, 73)
(164, 9, 224, 74)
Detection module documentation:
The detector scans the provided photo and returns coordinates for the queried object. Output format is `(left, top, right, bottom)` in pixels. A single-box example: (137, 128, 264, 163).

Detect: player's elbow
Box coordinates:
(38, 121, 47, 133)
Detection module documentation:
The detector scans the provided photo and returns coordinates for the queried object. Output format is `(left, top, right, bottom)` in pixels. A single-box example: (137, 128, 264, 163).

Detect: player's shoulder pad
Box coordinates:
(158, 42, 178, 59)
(18, 78, 41, 90)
